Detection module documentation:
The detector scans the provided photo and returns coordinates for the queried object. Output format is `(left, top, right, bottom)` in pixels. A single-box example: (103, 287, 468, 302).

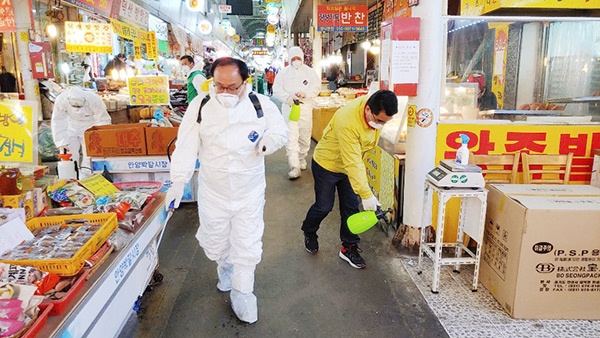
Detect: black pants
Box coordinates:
(301, 160, 360, 246)
(267, 83, 273, 95)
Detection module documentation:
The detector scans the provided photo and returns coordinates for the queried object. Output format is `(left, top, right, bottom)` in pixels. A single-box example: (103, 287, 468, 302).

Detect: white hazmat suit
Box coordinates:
(51, 87, 111, 177)
(273, 47, 321, 178)
(168, 83, 288, 323)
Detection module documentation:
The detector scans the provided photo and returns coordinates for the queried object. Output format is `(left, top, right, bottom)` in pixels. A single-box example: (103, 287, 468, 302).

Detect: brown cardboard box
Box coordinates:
(311, 107, 338, 142)
(145, 126, 179, 156)
(84, 124, 147, 157)
(480, 184, 600, 319)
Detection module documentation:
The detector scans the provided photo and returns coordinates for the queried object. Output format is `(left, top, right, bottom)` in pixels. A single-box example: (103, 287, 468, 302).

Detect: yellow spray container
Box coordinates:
(347, 207, 392, 235)
(289, 99, 301, 122)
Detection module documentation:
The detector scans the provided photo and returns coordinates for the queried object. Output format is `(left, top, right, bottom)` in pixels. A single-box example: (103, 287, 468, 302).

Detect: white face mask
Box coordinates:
(181, 65, 191, 75)
(368, 121, 384, 130)
(292, 60, 302, 69)
(217, 93, 240, 108)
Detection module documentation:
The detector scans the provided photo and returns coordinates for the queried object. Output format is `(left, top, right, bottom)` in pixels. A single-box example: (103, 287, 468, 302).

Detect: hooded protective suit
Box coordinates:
(273, 47, 321, 175)
(51, 87, 111, 177)
(169, 83, 288, 323)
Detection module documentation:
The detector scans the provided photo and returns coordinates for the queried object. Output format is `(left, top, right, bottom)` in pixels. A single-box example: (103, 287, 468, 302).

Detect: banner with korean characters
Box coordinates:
(317, 5, 368, 32)
(0, 0, 15, 32)
(127, 76, 169, 105)
(65, 22, 113, 53)
(0, 100, 38, 164)
(436, 122, 600, 183)
(111, 20, 158, 59)
(461, 0, 599, 15)
(118, 0, 149, 29)
(63, 0, 114, 18)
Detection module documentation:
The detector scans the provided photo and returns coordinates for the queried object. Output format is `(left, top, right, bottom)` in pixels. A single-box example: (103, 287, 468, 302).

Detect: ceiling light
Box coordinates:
(361, 40, 371, 50)
(46, 24, 57, 38)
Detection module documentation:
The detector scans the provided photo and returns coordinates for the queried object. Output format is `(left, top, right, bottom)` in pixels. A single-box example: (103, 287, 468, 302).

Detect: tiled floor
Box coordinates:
(401, 258, 600, 338)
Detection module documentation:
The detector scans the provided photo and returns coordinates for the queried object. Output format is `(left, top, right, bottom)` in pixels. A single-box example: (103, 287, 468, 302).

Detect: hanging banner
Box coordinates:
(29, 42, 54, 79)
(0, 0, 16, 32)
(317, 5, 368, 32)
(111, 19, 153, 43)
(65, 22, 113, 53)
(63, 0, 114, 18)
(461, 0, 599, 15)
(490, 23, 509, 109)
(118, 0, 149, 29)
(147, 31, 158, 59)
(0, 100, 38, 164)
(127, 76, 169, 105)
(382, 0, 411, 20)
(148, 15, 168, 41)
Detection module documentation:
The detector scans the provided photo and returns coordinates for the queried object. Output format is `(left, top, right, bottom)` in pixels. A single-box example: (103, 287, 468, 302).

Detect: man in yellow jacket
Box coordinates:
(301, 90, 398, 268)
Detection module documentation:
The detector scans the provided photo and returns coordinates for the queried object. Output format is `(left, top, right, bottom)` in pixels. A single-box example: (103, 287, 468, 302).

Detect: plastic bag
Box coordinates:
(38, 123, 59, 162)
(108, 228, 135, 252)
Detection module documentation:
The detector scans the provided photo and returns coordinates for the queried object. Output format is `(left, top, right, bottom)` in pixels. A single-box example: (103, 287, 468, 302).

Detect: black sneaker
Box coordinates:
(304, 232, 318, 254)
(339, 244, 366, 269)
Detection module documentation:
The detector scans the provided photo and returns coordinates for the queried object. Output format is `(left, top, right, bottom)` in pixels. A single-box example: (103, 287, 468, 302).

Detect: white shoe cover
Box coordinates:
(299, 159, 307, 170)
(230, 289, 258, 323)
(288, 168, 301, 179)
(217, 263, 233, 292)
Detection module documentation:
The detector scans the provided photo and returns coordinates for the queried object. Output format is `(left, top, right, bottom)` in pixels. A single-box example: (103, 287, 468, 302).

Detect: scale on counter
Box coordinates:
(427, 160, 485, 189)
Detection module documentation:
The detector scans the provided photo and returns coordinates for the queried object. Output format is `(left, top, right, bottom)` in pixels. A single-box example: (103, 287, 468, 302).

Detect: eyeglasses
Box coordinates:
(370, 110, 390, 125)
(214, 82, 245, 93)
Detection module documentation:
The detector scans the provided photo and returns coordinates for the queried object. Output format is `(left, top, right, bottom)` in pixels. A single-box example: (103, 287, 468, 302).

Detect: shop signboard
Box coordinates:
(63, 0, 113, 18)
(0, 100, 38, 164)
(148, 15, 168, 41)
(119, 0, 149, 29)
(461, 0, 600, 15)
(0, 0, 15, 32)
(317, 5, 368, 32)
(29, 42, 54, 79)
(382, 0, 411, 21)
(111, 19, 156, 59)
(65, 21, 113, 53)
(127, 76, 169, 105)
(436, 123, 599, 183)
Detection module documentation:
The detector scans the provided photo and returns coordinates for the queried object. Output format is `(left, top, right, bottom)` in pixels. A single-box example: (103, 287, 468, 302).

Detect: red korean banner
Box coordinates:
(63, 0, 114, 18)
(29, 42, 54, 79)
(0, 0, 16, 32)
(436, 123, 600, 183)
(317, 5, 368, 32)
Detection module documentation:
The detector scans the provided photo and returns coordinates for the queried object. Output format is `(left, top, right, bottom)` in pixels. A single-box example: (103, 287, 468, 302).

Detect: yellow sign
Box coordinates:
(490, 23, 509, 109)
(364, 146, 382, 197)
(147, 31, 158, 60)
(407, 104, 416, 127)
(110, 19, 153, 43)
(127, 76, 170, 105)
(65, 21, 113, 54)
(461, 0, 599, 15)
(0, 100, 36, 163)
(78, 174, 119, 197)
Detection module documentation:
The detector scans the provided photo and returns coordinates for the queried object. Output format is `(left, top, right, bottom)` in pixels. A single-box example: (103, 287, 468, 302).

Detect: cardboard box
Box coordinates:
(145, 127, 179, 156)
(592, 149, 600, 188)
(0, 192, 34, 220)
(84, 124, 147, 157)
(480, 184, 600, 319)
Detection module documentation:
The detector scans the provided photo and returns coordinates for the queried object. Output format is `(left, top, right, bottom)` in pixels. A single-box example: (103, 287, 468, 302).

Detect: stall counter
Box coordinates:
(37, 195, 168, 337)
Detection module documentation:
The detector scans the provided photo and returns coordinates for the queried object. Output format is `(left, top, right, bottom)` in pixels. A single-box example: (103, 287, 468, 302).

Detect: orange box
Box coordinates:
(1, 192, 34, 220)
(145, 126, 179, 156)
(84, 124, 147, 157)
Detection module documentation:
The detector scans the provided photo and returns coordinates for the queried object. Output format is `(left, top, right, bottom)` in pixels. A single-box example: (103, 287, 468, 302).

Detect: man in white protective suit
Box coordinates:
(273, 46, 321, 180)
(51, 87, 111, 178)
(165, 57, 288, 324)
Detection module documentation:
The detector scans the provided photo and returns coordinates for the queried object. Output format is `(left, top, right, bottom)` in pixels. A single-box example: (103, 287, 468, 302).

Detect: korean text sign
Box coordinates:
(0, 100, 37, 163)
(127, 76, 169, 105)
(65, 22, 113, 53)
(63, 0, 113, 17)
(436, 123, 600, 183)
(317, 5, 368, 32)
(0, 0, 15, 32)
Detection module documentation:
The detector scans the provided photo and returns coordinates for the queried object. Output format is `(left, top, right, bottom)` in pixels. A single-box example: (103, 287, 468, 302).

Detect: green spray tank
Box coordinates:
(347, 207, 393, 235)
(289, 99, 301, 122)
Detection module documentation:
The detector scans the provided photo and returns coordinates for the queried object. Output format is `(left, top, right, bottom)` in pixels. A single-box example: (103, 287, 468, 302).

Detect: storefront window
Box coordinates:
(443, 17, 600, 121)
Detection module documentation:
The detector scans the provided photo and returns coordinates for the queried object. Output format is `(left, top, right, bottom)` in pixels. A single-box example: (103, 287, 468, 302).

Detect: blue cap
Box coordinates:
(460, 134, 470, 144)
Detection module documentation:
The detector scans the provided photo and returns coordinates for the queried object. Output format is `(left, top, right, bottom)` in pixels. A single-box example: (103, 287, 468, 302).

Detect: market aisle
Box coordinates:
(119, 139, 448, 338)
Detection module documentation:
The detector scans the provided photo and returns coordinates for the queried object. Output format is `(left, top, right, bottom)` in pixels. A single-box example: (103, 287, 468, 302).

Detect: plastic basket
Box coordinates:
(21, 303, 54, 338)
(0, 213, 118, 276)
(113, 181, 163, 198)
(42, 269, 90, 316)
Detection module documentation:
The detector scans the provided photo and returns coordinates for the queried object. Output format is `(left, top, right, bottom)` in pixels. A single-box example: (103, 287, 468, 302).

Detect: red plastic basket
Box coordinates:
(41, 269, 90, 316)
(113, 181, 163, 197)
(21, 303, 54, 338)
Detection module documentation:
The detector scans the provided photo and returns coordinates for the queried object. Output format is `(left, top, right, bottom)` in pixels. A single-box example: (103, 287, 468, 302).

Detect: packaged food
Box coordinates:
(0, 306, 22, 320)
(112, 191, 149, 210)
(63, 182, 95, 207)
(0, 264, 60, 296)
(0, 318, 25, 337)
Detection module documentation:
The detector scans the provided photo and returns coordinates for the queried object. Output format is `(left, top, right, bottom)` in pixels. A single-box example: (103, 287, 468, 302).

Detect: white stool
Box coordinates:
(418, 180, 487, 293)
